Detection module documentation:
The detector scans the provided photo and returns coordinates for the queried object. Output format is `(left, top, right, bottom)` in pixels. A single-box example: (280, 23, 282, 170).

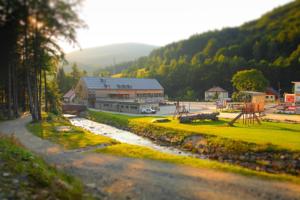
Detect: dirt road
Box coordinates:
(1, 116, 300, 200)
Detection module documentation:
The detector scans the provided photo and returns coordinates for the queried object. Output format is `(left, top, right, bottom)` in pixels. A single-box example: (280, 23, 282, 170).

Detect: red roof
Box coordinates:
(63, 89, 75, 98)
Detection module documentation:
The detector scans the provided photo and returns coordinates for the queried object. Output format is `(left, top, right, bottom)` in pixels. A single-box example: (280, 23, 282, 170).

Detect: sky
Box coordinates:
(61, 0, 293, 53)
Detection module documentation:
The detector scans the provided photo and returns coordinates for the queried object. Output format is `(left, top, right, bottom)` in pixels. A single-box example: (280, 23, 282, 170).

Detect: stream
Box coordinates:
(67, 116, 198, 157)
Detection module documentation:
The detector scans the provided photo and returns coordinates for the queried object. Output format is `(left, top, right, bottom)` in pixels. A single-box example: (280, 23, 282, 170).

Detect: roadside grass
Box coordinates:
(95, 143, 300, 184)
(88, 110, 300, 151)
(27, 113, 118, 149)
(0, 134, 91, 200)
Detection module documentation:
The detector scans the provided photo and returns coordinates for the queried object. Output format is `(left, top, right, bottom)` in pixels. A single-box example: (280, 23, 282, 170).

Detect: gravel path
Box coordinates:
(1, 116, 300, 200)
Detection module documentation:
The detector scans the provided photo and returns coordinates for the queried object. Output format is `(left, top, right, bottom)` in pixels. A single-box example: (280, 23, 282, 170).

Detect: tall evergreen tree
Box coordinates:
(0, 0, 84, 120)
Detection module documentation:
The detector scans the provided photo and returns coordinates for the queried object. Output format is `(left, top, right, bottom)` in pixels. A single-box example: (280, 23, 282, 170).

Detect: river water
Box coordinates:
(67, 117, 197, 157)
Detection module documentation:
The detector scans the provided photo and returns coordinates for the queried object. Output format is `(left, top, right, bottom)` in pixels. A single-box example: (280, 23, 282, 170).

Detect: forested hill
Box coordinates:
(64, 43, 157, 73)
(106, 0, 300, 100)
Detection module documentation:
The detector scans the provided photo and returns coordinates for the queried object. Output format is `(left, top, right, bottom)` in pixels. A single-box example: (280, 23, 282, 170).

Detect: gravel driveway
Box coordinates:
(1, 116, 300, 200)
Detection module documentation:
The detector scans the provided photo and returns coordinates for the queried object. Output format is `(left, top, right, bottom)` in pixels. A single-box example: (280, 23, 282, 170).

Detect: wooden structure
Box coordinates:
(173, 101, 189, 119)
(179, 112, 219, 123)
(229, 91, 265, 126)
(63, 89, 76, 103)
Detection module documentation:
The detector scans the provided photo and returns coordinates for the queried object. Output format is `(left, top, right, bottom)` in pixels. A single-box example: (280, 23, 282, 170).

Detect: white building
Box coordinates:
(205, 86, 229, 101)
(293, 81, 300, 103)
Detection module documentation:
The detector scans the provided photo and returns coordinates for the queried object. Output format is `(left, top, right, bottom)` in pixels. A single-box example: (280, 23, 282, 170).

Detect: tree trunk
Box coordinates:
(44, 70, 48, 112)
(38, 66, 42, 119)
(8, 64, 12, 118)
(33, 66, 40, 120)
(12, 62, 19, 117)
(27, 72, 36, 120)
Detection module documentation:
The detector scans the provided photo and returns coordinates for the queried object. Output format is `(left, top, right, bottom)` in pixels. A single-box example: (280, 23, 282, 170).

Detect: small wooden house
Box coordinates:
(265, 87, 279, 102)
(63, 89, 75, 103)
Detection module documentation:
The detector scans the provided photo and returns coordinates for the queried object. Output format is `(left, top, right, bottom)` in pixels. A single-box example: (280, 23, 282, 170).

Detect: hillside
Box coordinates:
(105, 0, 300, 99)
(64, 43, 157, 73)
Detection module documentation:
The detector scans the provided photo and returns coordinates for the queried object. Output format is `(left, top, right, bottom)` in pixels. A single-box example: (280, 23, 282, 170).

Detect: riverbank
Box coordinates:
(87, 110, 300, 176)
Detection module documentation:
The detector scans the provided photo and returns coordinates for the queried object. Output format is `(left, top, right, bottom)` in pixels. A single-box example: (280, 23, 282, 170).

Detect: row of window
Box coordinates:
(136, 93, 163, 97)
(103, 104, 138, 110)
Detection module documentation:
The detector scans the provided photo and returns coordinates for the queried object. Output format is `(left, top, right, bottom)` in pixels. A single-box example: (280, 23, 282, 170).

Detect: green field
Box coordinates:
(88, 110, 300, 151)
(27, 113, 118, 149)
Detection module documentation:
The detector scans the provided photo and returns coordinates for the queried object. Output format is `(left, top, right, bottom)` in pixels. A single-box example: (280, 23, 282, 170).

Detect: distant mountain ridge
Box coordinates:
(64, 43, 157, 72)
(105, 0, 300, 99)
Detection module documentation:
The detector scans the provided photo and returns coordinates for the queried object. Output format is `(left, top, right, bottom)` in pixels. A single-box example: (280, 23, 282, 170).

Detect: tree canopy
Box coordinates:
(231, 69, 269, 92)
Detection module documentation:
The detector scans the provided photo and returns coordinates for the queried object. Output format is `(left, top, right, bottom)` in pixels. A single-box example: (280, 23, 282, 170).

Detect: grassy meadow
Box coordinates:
(88, 110, 300, 151)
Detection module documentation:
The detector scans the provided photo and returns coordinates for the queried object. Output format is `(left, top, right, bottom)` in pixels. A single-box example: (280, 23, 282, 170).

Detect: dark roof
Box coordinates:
(266, 87, 280, 96)
(63, 89, 75, 98)
(206, 86, 227, 92)
(81, 77, 164, 90)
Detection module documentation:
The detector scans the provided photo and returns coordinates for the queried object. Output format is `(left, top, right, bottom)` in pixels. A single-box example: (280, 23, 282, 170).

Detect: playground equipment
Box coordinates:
(173, 101, 189, 118)
(228, 91, 265, 126)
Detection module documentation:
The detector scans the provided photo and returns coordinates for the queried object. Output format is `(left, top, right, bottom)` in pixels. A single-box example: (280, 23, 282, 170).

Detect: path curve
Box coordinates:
(1, 116, 300, 200)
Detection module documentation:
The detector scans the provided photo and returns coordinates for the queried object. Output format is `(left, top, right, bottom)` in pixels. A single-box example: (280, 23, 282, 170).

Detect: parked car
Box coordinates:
(141, 108, 156, 114)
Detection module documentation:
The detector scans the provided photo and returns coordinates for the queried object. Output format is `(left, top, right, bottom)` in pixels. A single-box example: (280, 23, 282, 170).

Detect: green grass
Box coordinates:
(88, 110, 137, 128)
(220, 109, 241, 113)
(96, 143, 300, 184)
(27, 113, 118, 149)
(0, 134, 91, 199)
(133, 117, 300, 151)
(88, 110, 300, 151)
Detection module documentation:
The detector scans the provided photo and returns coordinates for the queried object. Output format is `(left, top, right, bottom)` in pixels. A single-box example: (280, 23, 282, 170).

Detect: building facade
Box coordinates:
(74, 77, 164, 113)
(265, 87, 280, 102)
(63, 89, 76, 103)
(205, 86, 229, 101)
(293, 82, 300, 103)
